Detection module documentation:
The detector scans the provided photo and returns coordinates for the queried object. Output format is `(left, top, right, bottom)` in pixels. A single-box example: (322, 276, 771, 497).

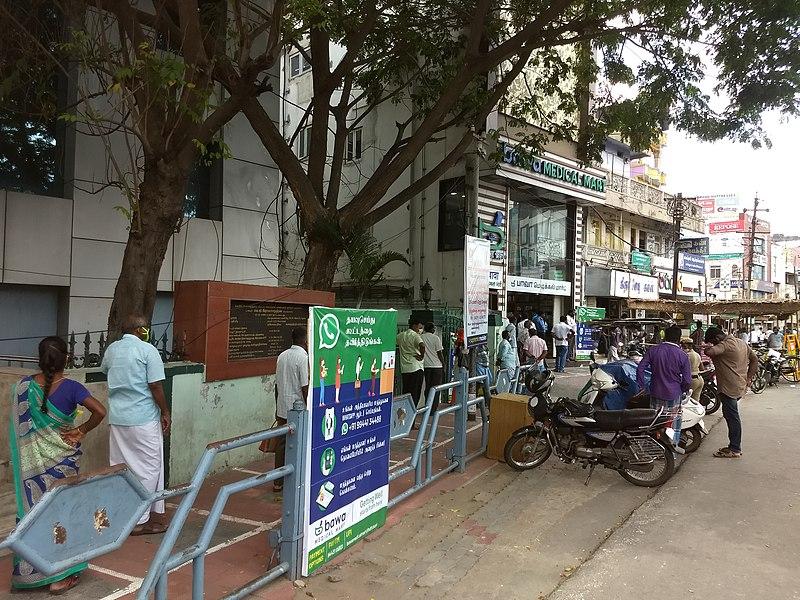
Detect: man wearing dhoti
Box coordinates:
(102, 315, 171, 535)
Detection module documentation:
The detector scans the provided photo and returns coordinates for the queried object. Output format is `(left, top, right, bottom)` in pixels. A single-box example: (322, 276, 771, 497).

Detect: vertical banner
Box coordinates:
(464, 235, 491, 348)
(576, 306, 606, 360)
(303, 307, 397, 575)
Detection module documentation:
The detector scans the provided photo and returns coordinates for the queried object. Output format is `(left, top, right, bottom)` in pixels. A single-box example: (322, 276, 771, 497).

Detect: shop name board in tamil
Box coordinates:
(500, 142, 606, 193)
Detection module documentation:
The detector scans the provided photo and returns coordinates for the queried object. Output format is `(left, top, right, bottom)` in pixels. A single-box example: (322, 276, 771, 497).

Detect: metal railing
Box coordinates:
(0, 354, 39, 367)
(388, 368, 490, 509)
(139, 401, 307, 599)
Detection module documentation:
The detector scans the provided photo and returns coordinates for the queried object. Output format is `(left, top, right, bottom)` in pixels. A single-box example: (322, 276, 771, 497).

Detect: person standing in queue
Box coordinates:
(102, 315, 171, 535)
(421, 322, 445, 412)
(704, 326, 759, 458)
(636, 325, 692, 450)
(524, 328, 548, 372)
(397, 317, 426, 408)
(274, 328, 309, 492)
(552, 316, 571, 373)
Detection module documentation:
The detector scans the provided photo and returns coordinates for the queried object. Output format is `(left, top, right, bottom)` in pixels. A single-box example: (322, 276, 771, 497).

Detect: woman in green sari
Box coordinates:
(9, 336, 106, 594)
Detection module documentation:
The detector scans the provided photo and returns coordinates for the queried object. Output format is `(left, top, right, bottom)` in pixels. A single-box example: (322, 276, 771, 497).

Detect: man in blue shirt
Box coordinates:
(636, 325, 692, 447)
(102, 315, 170, 535)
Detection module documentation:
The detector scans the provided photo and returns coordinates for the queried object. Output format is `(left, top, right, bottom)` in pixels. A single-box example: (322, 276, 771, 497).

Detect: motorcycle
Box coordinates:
(504, 370, 677, 487)
(698, 368, 720, 414)
(579, 360, 707, 453)
(752, 349, 782, 394)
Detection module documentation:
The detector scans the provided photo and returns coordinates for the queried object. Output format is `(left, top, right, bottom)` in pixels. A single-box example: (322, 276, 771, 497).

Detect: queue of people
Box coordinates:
(9, 314, 169, 594)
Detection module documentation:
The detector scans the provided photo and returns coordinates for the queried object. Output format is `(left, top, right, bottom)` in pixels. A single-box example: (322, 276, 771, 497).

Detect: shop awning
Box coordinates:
(626, 298, 800, 318)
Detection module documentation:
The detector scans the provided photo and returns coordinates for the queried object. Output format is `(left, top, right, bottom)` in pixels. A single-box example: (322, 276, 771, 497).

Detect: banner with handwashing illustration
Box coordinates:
(302, 307, 397, 575)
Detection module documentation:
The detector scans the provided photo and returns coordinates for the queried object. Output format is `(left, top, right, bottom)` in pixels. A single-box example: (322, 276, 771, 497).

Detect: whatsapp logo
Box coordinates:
(318, 313, 340, 350)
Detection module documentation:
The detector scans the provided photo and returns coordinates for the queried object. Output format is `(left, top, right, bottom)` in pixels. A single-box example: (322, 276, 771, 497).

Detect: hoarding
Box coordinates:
(464, 235, 491, 347)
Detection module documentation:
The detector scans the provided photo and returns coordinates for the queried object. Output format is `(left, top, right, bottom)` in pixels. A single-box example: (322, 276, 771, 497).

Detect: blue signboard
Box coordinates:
(303, 307, 396, 575)
(679, 253, 706, 275)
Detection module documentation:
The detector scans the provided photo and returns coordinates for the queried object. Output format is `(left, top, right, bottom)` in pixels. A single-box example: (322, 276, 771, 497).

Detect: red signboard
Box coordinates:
(697, 197, 716, 214)
(709, 217, 745, 234)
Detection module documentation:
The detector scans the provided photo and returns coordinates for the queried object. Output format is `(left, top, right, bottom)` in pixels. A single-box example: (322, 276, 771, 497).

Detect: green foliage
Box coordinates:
(344, 228, 410, 307)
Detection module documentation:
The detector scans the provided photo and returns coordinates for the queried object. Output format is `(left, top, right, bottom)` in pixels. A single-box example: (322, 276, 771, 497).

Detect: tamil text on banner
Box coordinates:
(576, 306, 606, 360)
(464, 235, 491, 348)
(303, 307, 397, 575)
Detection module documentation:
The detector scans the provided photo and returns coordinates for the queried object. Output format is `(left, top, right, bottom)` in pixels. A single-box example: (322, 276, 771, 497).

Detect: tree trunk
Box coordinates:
(301, 236, 342, 291)
(107, 167, 186, 340)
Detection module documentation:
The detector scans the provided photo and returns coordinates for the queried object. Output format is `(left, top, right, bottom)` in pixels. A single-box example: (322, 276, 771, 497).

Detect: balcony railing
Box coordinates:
(606, 173, 704, 232)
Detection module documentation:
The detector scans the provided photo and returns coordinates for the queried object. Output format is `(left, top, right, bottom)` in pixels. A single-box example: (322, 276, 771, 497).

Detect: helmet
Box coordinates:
(525, 369, 554, 395)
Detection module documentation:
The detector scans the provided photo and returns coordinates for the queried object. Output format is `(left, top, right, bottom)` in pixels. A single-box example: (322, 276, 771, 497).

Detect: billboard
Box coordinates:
(709, 218, 745, 234)
(696, 197, 715, 215)
(303, 307, 397, 575)
(464, 236, 491, 347)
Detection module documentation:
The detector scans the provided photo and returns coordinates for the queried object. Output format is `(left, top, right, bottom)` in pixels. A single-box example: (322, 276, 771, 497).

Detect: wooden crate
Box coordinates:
(486, 392, 533, 461)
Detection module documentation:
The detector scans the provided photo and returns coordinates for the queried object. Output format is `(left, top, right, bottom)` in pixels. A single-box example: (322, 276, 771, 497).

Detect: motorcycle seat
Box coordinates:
(590, 409, 657, 430)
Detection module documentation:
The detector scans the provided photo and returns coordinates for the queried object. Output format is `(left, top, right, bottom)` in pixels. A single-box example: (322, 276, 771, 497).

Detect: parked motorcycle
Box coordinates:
(698, 369, 720, 414)
(579, 361, 707, 453)
(504, 370, 676, 487)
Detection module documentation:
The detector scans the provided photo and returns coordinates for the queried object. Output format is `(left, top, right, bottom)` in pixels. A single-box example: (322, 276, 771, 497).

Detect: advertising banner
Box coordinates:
(488, 268, 502, 290)
(654, 269, 704, 298)
(631, 250, 652, 274)
(464, 236, 491, 347)
(697, 197, 716, 215)
(709, 218, 745, 234)
(303, 307, 397, 575)
(576, 306, 606, 360)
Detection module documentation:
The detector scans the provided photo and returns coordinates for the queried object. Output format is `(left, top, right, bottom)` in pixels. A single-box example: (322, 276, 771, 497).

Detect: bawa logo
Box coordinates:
(318, 313, 340, 349)
(314, 512, 348, 537)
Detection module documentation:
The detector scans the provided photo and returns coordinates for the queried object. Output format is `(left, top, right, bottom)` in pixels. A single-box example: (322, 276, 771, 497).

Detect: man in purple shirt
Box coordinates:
(636, 325, 692, 447)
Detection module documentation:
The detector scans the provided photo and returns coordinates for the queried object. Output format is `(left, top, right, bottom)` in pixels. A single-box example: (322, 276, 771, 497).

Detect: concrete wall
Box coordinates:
(1, 364, 277, 489)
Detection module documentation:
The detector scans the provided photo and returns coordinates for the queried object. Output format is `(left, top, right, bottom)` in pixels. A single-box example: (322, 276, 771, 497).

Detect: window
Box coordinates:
(508, 192, 570, 281)
(298, 126, 312, 159)
(638, 230, 647, 252)
(438, 177, 466, 251)
(710, 265, 722, 279)
(0, 1, 65, 197)
(346, 128, 362, 162)
(752, 265, 765, 281)
(591, 220, 602, 247)
(630, 227, 637, 249)
(289, 52, 312, 78)
(183, 156, 222, 220)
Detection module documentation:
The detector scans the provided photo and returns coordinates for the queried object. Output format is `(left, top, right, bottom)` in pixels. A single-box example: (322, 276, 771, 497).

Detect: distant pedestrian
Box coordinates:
(738, 328, 750, 343)
(682, 338, 704, 403)
(767, 326, 784, 350)
(517, 319, 532, 360)
(274, 328, 309, 492)
(637, 325, 692, 448)
(397, 317, 426, 407)
(102, 315, 170, 536)
(704, 327, 759, 458)
(524, 328, 548, 371)
(691, 320, 704, 348)
(566, 310, 577, 360)
(496, 330, 517, 372)
(608, 326, 623, 362)
(421, 322, 445, 412)
(9, 337, 106, 593)
(552, 316, 571, 373)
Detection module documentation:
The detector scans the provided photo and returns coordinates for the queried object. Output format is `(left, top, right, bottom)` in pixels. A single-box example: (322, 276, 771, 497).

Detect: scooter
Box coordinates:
(578, 358, 707, 453)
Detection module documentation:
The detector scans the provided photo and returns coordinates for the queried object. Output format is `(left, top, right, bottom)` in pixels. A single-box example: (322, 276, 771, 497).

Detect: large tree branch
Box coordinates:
(306, 26, 333, 198)
(242, 96, 326, 222)
(360, 129, 474, 227)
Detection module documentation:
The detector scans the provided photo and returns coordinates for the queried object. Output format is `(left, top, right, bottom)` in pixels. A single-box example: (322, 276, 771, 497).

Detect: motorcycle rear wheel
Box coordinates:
(679, 425, 703, 453)
(504, 425, 552, 471)
(617, 438, 675, 487)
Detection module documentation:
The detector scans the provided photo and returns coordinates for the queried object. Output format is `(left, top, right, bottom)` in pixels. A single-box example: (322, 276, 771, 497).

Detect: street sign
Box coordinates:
(303, 307, 396, 575)
(675, 237, 709, 255)
(0, 466, 151, 577)
(631, 250, 652, 274)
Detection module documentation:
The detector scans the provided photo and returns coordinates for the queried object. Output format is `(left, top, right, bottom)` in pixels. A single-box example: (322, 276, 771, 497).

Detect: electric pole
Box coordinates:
(743, 196, 769, 301)
(667, 193, 685, 300)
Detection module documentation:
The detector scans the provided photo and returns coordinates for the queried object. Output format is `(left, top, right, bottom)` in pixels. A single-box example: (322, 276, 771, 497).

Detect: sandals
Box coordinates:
(131, 522, 168, 536)
(713, 447, 742, 458)
(49, 574, 80, 595)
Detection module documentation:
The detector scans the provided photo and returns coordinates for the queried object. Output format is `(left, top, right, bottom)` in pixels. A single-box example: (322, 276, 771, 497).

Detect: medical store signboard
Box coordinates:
(508, 276, 572, 296)
(303, 307, 396, 575)
(464, 235, 491, 347)
(611, 271, 658, 300)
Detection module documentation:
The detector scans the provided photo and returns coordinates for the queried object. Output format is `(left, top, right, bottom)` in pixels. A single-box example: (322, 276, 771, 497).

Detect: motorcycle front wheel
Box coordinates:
(751, 375, 766, 394)
(703, 388, 721, 414)
(617, 438, 675, 487)
(679, 425, 703, 453)
(504, 424, 552, 471)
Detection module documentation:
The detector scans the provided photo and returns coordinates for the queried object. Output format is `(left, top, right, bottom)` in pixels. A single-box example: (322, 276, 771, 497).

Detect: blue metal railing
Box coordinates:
(388, 368, 490, 508)
(138, 400, 308, 600)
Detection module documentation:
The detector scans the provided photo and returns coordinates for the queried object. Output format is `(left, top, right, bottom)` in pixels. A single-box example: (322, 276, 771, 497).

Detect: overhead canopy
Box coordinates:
(626, 299, 800, 318)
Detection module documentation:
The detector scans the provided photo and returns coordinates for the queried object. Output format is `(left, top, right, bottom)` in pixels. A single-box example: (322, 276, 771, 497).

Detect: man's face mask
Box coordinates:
(138, 326, 151, 343)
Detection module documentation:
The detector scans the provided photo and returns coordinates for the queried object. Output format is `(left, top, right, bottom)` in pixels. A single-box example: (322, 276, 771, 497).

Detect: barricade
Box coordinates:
(388, 368, 489, 508)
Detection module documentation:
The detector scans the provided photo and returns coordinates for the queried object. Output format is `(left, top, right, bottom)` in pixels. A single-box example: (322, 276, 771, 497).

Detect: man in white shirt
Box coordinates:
(552, 316, 572, 373)
(274, 328, 309, 492)
(421, 323, 445, 412)
(517, 319, 532, 362)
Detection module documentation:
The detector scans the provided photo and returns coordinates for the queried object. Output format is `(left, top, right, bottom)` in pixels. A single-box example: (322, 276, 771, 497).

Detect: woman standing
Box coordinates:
(9, 337, 106, 594)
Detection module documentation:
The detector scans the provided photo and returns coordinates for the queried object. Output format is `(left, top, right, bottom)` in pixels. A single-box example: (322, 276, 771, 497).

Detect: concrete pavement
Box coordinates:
(297, 383, 796, 600)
